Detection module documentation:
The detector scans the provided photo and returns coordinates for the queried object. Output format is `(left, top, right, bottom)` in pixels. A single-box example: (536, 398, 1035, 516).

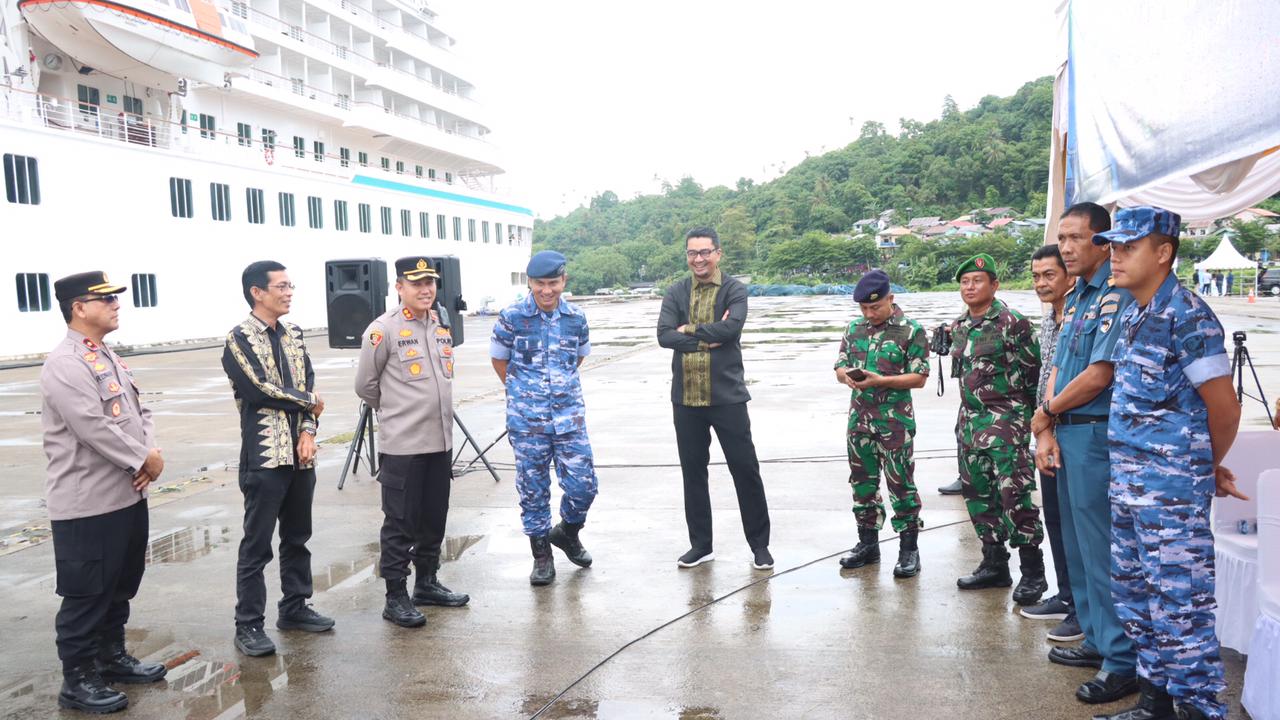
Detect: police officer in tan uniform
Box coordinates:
(356, 257, 468, 629)
(40, 271, 167, 715)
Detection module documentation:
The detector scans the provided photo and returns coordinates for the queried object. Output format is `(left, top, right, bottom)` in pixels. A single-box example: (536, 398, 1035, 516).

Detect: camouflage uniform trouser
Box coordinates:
(509, 429, 598, 537)
(958, 444, 1043, 547)
(847, 432, 921, 533)
(1112, 501, 1226, 719)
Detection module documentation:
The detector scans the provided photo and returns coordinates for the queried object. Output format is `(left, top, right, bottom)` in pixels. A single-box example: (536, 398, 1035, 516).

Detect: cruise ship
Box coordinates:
(0, 0, 533, 360)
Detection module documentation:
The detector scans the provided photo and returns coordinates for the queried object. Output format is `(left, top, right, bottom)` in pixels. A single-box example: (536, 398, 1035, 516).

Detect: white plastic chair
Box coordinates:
(1211, 430, 1274, 653)
(1243, 469, 1280, 720)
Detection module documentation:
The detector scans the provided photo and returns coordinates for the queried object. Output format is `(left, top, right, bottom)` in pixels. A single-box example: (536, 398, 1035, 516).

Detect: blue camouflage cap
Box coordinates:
(1092, 206, 1181, 245)
(854, 269, 891, 303)
(527, 250, 567, 279)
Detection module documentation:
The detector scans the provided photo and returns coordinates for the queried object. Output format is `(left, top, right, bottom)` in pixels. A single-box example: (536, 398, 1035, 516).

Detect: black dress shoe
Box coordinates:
(95, 642, 166, 684)
(1091, 678, 1175, 720)
(1049, 645, 1104, 668)
(548, 521, 593, 568)
(938, 478, 964, 495)
(234, 625, 277, 657)
(59, 665, 129, 714)
(277, 604, 335, 632)
(1077, 671, 1139, 704)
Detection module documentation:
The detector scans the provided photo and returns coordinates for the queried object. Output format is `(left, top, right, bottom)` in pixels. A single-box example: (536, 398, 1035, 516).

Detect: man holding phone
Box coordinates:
(833, 269, 930, 577)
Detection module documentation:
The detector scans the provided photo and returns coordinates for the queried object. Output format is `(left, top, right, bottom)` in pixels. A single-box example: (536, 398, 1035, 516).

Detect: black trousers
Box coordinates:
(673, 402, 771, 552)
(236, 466, 316, 627)
(1040, 470, 1073, 606)
(378, 451, 452, 581)
(52, 500, 149, 673)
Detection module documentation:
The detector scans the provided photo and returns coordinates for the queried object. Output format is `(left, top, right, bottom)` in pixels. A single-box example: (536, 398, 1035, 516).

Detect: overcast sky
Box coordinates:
(442, 1, 1063, 219)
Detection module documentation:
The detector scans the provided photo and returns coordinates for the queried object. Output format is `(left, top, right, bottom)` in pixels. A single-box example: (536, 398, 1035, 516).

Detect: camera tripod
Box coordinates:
(336, 404, 503, 489)
(1230, 331, 1273, 427)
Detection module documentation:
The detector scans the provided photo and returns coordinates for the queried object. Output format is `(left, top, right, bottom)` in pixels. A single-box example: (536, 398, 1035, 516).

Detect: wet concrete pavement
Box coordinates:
(0, 292, 1275, 719)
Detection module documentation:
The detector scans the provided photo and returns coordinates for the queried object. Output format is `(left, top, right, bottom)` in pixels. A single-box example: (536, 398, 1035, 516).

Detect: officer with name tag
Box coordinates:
(490, 250, 599, 586)
(833, 269, 930, 577)
(357, 257, 469, 628)
(1096, 207, 1242, 720)
(41, 271, 167, 714)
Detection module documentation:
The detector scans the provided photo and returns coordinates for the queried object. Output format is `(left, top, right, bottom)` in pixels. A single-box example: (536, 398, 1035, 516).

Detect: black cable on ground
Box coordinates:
(527, 517, 974, 720)
(453, 449, 960, 474)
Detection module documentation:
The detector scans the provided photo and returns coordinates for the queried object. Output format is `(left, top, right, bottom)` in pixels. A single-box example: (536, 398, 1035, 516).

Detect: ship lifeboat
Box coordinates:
(18, 0, 257, 91)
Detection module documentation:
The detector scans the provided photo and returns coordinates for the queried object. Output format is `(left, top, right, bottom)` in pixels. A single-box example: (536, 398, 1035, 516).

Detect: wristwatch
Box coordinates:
(1040, 400, 1058, 420)
(302, 428, 317, 436)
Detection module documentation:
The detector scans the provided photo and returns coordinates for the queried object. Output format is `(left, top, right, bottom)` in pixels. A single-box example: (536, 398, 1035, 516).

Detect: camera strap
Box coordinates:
(936, 355, 945, 396)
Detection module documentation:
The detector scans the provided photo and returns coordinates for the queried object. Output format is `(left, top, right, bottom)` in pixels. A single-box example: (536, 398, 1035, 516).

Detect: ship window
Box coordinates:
(122, 96, 143, 116)
(293, 136, 305, 159)
(482, 221, 490, 243)
(339, 147, 350, 168)
(313, 141, 324, 162)
(4, 154, 41, 205)
(452, 217, 461, 242)
(169, 177, 193, 218)
(210, 183, 232, 221)
(308, 196, 323, 229)
(467, 219, 476, 242)
(395, 161, 405, 174)
(445, 172, 453, 184)
(428, 168, 436, 180)
(495, 223, 503, 245)
(358, 151, 368, 167)
(335, 200, 349, 231)
(380, 157, 390, 171)
(14, 273, 51, 313)
(246, 187, 265, 224)
(437, 214, 447, 239)
(415, 165, 423, 179)
(419, 212, 429, 238)
(130, 273, 158, 308)
(279, 192, 296, 227)
(77, 84, 100, 118)
(173, 0, 190, 10)
(261, 128, 276, 148)
(380, 206, 392, 235)
(400, 209, 411, 237)
(237, 122, 252, 147)
(358, 203, 371, 233)
(198, 113, 216, 140)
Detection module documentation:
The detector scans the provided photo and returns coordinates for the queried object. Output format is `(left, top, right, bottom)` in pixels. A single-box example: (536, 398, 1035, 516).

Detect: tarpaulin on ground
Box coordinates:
(747, 283, 907, 297)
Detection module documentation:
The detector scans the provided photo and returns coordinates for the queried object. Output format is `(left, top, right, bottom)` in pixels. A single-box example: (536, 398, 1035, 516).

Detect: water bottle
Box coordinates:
(1237, 519, 1257, 535)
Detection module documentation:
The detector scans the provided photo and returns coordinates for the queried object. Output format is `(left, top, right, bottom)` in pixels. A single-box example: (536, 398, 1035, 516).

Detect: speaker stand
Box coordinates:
(337, 402, 378, 490)
(452, 413, 502, 482)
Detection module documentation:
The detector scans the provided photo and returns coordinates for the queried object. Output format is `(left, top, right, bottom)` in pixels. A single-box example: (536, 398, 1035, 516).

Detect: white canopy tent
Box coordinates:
(1046, 0, 1280, 240)
(1195, 237, 1255, 271)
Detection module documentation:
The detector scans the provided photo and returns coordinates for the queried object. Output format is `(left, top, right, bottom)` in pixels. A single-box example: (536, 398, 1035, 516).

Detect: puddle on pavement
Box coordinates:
(521, 695, 724, 719)
(173, 653, 291, 720)
(146, 526, 234, 566)
(312, 534, 484, 593)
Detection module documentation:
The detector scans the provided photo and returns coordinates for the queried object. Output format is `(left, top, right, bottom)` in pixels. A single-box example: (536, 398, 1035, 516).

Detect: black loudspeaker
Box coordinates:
(426, 256, 467, 346)
(325, 258, 388, 349)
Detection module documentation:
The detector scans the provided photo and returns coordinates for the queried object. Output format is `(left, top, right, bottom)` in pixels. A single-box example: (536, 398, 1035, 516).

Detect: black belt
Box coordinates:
(1058, 413, 1108, 425)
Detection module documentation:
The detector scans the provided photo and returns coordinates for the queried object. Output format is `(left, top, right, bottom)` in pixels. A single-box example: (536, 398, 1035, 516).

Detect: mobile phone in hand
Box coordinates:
(848, 368, 867, 382)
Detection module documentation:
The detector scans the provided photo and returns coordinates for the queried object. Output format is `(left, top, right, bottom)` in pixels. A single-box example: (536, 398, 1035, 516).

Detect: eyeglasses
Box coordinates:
(686, 249, 719, 259)
(267, 283, 297, 292)
(78, 295, 119, 305)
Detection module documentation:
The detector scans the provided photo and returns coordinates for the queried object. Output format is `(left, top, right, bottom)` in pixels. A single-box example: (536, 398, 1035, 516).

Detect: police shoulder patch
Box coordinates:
(369, 330, 383, 347)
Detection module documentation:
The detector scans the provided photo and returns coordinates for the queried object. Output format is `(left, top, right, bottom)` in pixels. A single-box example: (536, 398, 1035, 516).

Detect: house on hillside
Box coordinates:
(907, 216, 942, 229)
(985, 207, 1016, 219)
(1184, 219, 1219, 237)
(877, 209, 897, 230)
(956, 225, 991, 238)
(852, 218, 878, 234)
(1233, 207, 1280, 223)
(877, 226, 914, 249)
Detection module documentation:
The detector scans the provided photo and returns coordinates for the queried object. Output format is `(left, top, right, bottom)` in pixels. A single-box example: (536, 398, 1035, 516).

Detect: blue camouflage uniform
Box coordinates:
(1104, 217, 1231, 718)
(1052, 257, 1138, 676)
(490, 292, 598, 537)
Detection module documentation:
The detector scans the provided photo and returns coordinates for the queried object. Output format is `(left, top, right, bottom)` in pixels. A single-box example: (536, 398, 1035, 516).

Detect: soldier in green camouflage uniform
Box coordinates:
(948, 254, 1048, 605)
(833, 270, 929, 578)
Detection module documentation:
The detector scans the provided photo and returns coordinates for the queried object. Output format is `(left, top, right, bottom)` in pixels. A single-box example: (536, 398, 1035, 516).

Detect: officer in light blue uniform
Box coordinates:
(490, 251, 598, 587)
(1099, 207, 1241, 720)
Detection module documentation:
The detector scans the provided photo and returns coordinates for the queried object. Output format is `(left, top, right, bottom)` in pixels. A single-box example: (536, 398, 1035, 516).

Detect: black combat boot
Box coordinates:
(839, 526, 880, 569)
(382, 579, 426, 628)
(1091, 678, 1175, 720)
(412, 559, 470, 607)
(892, 529, 921, 578)
(548, 521, 593, 567)
(529, 535, 556, 586)
(957, 543, 1013, 590)
(95, 640, 166, 684)
(58, 663, 129, 714)
(1012, 545, 1049, 606)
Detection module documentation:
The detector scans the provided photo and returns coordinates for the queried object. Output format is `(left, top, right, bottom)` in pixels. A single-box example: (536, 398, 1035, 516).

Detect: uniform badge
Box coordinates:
(869, 293, 879, 301)
(405, 348, 419, 358)
(1100, 317, 1113, 333)
(83, 352, 98, 363)
(399, 329, 413, 337)
(110, 402, 121, 417)
(975, 257, 986, 269)
(369, 330, 383, 347)
(416, 259, 429, 271)
(94, 362, 106, 372)
(409, 362, 422, 376)
(82, 338, 98, 350)
(435, 327, 451, 337)
(402, 308, 414, 320)
(108, 381, 120, 393)
(442, 346, 453, 357)
(446, 361, 454, 374)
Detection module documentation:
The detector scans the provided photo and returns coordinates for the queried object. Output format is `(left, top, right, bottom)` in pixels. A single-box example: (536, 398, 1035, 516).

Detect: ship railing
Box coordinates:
(239, 4, 474, 104)
(327, 0, 455, 53)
